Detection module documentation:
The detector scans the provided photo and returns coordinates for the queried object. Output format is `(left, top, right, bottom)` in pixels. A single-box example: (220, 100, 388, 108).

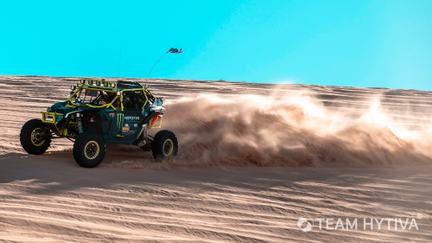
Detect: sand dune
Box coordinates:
(0, 76, 431, 242)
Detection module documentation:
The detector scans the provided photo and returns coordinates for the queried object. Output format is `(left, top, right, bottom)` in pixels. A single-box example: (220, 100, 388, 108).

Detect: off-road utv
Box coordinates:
(20, 79, 178, 168)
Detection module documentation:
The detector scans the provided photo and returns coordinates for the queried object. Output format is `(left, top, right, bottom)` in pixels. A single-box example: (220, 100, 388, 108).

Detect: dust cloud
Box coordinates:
(163, 92, 432, 167)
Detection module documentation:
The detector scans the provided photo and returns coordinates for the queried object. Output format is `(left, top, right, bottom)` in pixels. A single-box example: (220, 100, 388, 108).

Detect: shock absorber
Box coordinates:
(76, 113, 83, 134)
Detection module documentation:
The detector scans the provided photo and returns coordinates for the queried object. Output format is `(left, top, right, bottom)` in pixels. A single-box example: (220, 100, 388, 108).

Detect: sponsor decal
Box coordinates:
(124, 116, 140, 121)
(116, 113, 124, 129)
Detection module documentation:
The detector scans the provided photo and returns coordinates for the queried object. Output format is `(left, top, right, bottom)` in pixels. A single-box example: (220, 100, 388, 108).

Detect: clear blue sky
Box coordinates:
(0, 0, 431, 90)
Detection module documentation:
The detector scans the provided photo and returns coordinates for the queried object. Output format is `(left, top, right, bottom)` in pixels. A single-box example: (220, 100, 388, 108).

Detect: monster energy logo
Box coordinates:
(117, 113, 124, 129)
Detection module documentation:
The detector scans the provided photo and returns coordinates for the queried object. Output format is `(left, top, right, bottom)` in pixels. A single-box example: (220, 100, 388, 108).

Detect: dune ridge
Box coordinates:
(1, 76, 431, 168)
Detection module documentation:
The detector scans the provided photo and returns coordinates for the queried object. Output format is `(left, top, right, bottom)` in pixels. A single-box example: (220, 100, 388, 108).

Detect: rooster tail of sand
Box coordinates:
(163, 92, 432, 166)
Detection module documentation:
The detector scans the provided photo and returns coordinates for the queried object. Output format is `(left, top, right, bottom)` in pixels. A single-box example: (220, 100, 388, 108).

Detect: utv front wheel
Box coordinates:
(152, 130, 178, 162)
(20, 119, 51, 155)
(73, 134, 106, 168)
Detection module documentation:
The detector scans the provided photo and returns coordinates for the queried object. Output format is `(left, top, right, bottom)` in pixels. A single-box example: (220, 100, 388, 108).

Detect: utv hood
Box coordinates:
(47, 101, 77, 114)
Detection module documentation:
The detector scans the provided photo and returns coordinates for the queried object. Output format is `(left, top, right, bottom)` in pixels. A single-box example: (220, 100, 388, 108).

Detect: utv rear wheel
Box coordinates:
(152, 130, 178, 162)
(20, 119, 51, 155)
(73, 134, 106, 168)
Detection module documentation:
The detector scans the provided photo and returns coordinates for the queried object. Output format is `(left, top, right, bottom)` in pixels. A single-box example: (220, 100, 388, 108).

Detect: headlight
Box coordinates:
(45, 115, 55, 122)
(41, 112, 56, 123)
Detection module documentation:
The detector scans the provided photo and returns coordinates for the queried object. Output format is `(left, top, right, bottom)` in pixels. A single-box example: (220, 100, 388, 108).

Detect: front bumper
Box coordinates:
(41, 112, 64, 124)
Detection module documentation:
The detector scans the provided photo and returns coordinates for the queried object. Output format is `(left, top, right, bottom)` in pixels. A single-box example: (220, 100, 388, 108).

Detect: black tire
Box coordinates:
(20, 119, 51, 155)
(73, 134, 106, 168)
(152, 130, 178, 162)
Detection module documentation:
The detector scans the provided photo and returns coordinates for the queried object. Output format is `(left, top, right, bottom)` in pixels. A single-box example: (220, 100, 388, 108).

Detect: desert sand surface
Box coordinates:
(0, 76, 431, 242)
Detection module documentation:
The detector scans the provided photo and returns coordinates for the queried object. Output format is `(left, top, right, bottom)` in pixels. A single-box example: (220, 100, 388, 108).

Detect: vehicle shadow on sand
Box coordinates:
(1, 150, 432, 199)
